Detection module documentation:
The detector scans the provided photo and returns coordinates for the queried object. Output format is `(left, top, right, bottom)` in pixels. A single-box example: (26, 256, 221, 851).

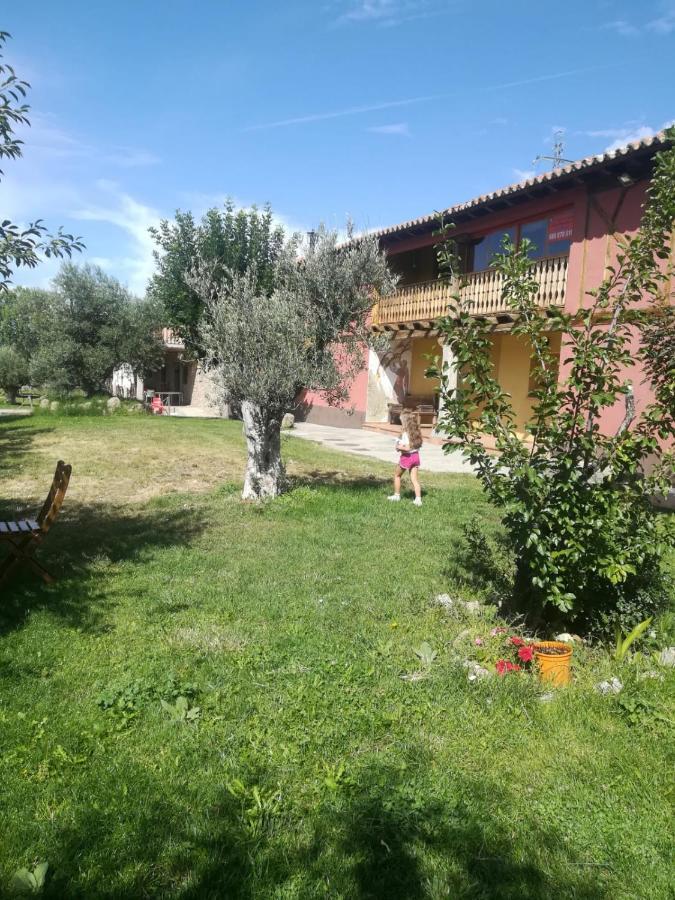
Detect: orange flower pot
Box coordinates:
(533, 641, 572, 687)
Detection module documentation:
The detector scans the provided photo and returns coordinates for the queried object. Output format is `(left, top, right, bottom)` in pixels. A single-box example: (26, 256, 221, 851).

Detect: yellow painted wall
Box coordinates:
(468, 331, 561, 433)
(496, 333, 532, 428)
(410, 337, 441, 395)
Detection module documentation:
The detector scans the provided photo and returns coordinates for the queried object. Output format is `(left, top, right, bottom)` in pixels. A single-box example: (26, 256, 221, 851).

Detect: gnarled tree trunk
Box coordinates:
(241, 400, 286, 500)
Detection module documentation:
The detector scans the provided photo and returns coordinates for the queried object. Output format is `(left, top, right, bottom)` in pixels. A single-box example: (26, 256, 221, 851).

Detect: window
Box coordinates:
(520, 218, 548, 259)
(471, 226, 517, 272)
(545, 211, 574, 256)
(521, 212, 573, 260)
(467, 210, 573, 272)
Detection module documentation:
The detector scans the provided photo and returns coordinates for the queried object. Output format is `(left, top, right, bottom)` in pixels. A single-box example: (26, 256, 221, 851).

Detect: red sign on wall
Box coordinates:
(547, 212, 574, 243)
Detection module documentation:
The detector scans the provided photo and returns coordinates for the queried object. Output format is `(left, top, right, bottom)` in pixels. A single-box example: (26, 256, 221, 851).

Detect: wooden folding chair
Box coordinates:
(0, 460, 72, 587)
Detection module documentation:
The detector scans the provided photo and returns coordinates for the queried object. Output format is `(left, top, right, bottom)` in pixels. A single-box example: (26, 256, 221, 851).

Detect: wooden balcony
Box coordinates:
(371, 255, 568, 328)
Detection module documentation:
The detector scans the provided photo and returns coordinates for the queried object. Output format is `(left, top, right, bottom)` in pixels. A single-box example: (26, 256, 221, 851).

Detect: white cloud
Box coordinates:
(513, 168, 535, 182)
(603, 19, 640, 37)
(604, 127, 655, 151)
(577, 120, 674, 153)
(334, 0, 451, 27)
(17, 113, 161, 169)
(367, 122, 411, 136)
(103, 149, 162, 168)
(88, 256, 116, 270)
(646, 6, 675, 33)
(601, 3, 675, 37)
(72, 184, 161, 296)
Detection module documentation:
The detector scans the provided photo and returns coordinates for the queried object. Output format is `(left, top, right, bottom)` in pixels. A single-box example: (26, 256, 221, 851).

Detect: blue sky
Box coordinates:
(4, 0, 674, 294)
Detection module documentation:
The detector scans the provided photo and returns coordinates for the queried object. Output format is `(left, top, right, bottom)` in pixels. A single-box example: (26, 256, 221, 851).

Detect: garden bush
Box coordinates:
(0, 346, 29, 403)
(433, 127, 675, 636)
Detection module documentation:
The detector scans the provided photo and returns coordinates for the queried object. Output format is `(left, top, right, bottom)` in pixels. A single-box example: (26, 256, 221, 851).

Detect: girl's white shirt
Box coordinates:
(396, 431, 410, 451)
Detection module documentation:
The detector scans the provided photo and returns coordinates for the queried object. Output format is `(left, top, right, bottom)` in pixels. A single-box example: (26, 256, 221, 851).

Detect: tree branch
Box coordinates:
(615, 383, 635, 437)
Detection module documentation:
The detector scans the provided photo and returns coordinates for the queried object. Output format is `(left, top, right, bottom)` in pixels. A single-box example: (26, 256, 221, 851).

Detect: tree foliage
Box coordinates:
(148, 201, 286, 352)
(0, 286, 53, 360)
(189, 226, 395, 499)
(0, 32, 83, 290)
(432, 128, 675, 634)
(0, 345, 28, 402)
(2, 265, 164, 395)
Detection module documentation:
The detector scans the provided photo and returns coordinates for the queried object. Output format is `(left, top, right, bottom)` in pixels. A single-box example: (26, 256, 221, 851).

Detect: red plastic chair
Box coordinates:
(150, 396, 165, 415)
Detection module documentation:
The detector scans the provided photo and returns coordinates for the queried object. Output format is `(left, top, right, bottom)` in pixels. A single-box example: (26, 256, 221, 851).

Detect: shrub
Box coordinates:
(433, 128, 675, 634)
(584, 567, 672, 642)
(68, 387, 88, 400)
(0, 345, 29, 403)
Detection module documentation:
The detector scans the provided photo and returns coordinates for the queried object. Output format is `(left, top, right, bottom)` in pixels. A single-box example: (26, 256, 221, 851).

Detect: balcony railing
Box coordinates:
(371, 254, 568, 327)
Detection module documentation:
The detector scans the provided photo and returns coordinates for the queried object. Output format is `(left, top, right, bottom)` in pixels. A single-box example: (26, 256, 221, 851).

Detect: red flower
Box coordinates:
(509, 636, 525, 647)
(518, 646, 534, 663)
(496, 659, 521, 675)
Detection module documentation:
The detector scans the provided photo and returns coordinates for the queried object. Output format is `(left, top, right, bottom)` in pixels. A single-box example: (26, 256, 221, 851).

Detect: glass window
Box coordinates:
(520, 218, 548, 260)
(471, 226, 516, 271)
(466, 211, 573, 272)
(545, 211, 574, 256)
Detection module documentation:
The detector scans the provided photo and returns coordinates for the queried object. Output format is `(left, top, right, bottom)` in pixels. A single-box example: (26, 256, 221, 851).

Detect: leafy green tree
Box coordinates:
(432, 128, 675, 635)
(148, 201, 286, 352)
(28, 264, 164, 395)
(0, 32, 83, 290)
(0, 286, 54, 360)
(190, 226, 395, 500)
(0, 345, 28, 402)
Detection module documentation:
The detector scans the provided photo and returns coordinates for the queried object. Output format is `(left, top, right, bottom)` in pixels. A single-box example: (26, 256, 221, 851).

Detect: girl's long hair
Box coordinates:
(401, 411, 423, 450)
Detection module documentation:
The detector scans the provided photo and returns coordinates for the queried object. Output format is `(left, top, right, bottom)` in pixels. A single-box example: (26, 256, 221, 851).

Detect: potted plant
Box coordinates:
(532, 640, 573, 686)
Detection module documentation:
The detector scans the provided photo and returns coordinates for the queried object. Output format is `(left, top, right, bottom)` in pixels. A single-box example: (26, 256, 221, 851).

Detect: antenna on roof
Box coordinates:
(532, 130, 573, 170)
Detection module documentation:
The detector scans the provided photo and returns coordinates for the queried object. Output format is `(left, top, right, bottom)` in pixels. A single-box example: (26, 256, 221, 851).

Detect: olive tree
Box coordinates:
(0, 345, 28, 402)
(27, 264, 164, 395)
(189, 228, 395, 500)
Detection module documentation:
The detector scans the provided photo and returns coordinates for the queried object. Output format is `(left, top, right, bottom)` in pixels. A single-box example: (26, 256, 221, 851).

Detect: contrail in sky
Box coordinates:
(242, 66, 613, 132)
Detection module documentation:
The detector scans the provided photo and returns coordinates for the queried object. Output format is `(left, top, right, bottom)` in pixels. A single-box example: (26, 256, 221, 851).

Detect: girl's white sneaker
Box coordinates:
(413, 497, 422, 507)
(387, 494, 400, 502)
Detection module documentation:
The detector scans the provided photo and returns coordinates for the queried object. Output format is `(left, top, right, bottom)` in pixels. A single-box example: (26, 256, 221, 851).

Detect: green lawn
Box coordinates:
(0, 413, 673, 899)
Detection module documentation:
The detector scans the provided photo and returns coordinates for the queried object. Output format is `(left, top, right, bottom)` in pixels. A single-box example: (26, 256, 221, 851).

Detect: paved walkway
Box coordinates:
(289, 422, 476, 474)
(170, 406, 222, 418)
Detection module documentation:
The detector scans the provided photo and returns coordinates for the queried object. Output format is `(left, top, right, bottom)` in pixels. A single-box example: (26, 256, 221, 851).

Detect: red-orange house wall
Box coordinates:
(296, 177, 673, 432)
(295, 344, 369, 428)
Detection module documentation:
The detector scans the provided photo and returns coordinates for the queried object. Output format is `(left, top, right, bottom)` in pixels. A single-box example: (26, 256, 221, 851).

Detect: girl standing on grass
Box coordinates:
(388, 410, 423, 506)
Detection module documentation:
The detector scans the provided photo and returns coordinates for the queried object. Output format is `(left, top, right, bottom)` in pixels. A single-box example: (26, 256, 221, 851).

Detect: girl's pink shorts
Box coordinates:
(398, 451, 420, 470)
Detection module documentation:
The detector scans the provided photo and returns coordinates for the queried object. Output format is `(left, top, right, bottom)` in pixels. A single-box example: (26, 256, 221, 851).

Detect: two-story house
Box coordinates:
(297, 130, 673, 442)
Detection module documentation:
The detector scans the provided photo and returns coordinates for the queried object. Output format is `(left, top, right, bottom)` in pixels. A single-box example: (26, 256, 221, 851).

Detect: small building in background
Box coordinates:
(112, 328, 224, 416)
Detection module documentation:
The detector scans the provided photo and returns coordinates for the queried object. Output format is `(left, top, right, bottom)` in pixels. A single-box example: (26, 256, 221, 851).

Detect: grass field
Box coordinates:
(0, 412, 673, 899)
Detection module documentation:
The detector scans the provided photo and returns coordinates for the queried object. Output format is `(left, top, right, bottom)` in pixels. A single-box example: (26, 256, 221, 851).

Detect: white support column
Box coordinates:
(434, 336, 458, 436)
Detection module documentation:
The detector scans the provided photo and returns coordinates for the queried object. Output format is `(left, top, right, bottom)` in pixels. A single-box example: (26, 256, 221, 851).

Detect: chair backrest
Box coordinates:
(37, 460, 72, 533)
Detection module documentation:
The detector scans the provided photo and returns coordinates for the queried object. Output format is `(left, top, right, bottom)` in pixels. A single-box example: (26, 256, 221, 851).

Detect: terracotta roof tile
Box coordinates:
(368, 129, 671, 241)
